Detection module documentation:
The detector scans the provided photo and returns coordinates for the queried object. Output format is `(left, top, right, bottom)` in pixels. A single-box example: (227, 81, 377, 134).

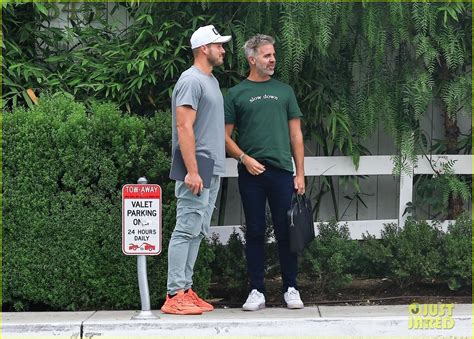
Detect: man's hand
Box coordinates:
(294, 175, 305, 195)
(184, 172, 203, 195)
(243, 155, 266, 176)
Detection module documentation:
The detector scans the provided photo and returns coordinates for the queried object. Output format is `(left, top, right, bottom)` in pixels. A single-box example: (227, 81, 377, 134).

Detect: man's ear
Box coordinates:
(248, 56, 256, 65)
(200, 44, 209, 55)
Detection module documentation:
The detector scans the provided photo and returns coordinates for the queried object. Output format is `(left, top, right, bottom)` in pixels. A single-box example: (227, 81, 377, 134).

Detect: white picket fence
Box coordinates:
(209, 154, 472, 243)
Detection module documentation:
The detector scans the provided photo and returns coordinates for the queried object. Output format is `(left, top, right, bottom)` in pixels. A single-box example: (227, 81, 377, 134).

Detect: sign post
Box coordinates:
(122, 177, 161, 320)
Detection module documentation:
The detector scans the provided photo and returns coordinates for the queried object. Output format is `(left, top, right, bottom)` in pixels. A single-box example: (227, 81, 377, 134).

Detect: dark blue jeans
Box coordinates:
(238, 163, 298, 294)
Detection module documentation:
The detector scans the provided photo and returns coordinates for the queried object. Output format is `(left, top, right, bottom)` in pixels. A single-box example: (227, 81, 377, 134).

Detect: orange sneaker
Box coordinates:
(160, 291, 203, 315)
(187, 288, 214, 312)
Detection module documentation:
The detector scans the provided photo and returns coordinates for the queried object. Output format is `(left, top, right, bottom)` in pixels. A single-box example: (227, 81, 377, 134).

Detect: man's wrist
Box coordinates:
(238, 153, 246, 164)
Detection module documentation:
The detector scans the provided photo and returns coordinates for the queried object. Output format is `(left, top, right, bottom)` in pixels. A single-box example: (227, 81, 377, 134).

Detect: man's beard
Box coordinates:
(256, 63, 274, 76)
(208, 53, 223, 67)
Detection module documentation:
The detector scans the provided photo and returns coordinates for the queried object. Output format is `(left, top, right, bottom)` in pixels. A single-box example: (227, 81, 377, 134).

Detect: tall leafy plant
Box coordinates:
(2, 2, 212, 113)
(3, 2, 471, 220)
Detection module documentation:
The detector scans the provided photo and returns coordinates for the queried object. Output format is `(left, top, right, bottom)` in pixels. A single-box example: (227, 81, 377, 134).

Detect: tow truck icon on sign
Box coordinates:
(128, 242, 156, 251)
(129, 243, 139, 251)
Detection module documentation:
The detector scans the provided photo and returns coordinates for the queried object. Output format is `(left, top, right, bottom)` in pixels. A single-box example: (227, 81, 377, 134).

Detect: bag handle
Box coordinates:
(289, 193, 301, 226)
(289, 192, 310, 227)
(292, 192, 308, 212)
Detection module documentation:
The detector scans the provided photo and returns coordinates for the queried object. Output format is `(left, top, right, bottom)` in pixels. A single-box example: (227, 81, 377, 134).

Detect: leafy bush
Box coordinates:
(208, 215, 471, 295)
(355, 230, 394, 278)
(440, 213, 472, 290)
(359, 220, 447, 288)
(385, 219, 443, 287)
(209, 231, 247, 299)
(2, 94, 212, 310)
(301, 220, 358, 292)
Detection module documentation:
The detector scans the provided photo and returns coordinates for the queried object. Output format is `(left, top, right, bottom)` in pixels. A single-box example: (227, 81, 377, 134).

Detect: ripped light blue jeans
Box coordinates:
(166, 175, 220, 295)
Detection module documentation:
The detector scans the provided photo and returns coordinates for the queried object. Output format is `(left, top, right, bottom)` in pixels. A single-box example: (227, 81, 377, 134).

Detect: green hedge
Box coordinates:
(2, 94, 214, 311)
(355, 216, 472, 289)
(301, 220, 358, 291)
(211, 217, 472, 297)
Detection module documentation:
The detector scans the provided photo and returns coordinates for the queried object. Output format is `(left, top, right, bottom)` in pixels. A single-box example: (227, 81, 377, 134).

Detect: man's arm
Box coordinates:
(225, 124, 265, 176)
(289, 118, 305, 194)
(176, 105, 202, 195)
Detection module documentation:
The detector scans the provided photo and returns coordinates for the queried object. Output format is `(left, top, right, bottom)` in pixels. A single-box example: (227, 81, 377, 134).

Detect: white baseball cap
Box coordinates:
(190, 25, 231, 49)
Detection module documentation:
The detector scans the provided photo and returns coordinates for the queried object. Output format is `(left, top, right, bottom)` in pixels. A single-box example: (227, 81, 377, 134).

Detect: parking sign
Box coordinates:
(122, 184, 162, 255)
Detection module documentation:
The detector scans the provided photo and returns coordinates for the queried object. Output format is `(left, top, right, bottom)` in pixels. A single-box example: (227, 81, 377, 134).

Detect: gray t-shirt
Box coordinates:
(171, 66, 225, 175)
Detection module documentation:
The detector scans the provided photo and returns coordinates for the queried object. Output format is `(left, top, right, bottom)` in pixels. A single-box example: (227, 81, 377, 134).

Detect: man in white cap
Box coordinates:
(161, 25, 231, 315)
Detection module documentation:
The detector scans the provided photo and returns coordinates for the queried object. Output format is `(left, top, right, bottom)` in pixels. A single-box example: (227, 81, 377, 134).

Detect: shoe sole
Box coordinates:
(242, 303, 265, 311)
(286, 303, 304, 309)
(193, 300, 214, 312)
(160, 306, 202, 315)
(199, 307, 214, 312)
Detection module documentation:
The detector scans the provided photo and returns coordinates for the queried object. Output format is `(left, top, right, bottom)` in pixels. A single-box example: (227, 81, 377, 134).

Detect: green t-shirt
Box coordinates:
(224, 78, 303, 172)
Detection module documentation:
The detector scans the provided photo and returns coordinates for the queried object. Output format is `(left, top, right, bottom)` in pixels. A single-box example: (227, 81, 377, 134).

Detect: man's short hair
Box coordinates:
(243, 34, 275, 58)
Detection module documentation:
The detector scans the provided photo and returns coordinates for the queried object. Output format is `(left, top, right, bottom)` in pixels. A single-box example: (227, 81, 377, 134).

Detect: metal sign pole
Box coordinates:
(132, 176, 158, 320)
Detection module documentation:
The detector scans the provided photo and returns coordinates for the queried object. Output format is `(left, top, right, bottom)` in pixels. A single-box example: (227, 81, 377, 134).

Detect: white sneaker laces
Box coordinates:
(247, 290, 262, 302)
(287, 288, 298, 297)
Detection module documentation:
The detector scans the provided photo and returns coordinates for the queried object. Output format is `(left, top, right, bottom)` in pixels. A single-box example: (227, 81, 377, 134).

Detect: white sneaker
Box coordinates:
(242, 289, 265, 311)
(284, 287, 304, 309)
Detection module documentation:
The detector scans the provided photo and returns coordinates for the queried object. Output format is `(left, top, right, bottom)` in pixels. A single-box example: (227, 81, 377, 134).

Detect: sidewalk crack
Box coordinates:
(80, 311, 97, 339)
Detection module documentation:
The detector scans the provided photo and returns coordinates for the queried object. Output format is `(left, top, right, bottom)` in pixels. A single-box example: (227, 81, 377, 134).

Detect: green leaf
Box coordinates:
(141, 47, 155, 58)
(138, 61, 145, 76)
(45, 56, 64, 63)
(136, 14, 148, 23)
(446, 7, 459, 22)
(146, 15, 153, 25)
(21, 90, 34, 108)
(34, 3, 49, 16)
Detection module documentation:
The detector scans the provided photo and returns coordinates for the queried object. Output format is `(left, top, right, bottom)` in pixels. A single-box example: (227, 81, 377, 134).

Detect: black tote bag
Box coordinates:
(287, 193, 315, 254)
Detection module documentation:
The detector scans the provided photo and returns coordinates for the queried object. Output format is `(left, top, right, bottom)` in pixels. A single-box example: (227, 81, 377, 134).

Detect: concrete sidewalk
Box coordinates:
(2, 304, 472, 338)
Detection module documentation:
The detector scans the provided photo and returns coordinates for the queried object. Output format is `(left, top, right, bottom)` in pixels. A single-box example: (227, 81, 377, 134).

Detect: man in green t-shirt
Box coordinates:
(224, 34, 305, 311)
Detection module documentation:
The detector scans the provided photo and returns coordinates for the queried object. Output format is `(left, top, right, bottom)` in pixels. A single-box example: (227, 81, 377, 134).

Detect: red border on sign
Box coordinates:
(122, 184, 162, 256)
(122, 184, 161, 199)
